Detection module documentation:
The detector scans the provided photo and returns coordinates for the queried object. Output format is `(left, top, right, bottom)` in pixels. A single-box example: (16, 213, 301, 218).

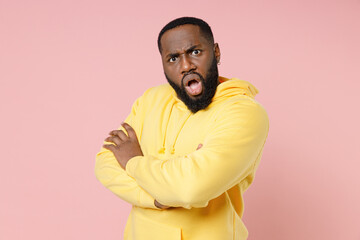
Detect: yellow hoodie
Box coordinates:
(95, 77, 269, 240)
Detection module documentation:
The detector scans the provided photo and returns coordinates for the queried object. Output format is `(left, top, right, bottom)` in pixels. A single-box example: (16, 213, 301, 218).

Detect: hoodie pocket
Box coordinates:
(131, 214, 182, 240)
(233, 212, 249, 240)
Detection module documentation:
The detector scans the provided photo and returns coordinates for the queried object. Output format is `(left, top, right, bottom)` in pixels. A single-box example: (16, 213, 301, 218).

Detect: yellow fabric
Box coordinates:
(95, 77, 269, 240)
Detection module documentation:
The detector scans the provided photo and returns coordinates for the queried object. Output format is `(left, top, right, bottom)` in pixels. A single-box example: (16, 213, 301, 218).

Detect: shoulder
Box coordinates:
(141, 83, 173, 100)
(132, 83, 174, 112)
(213, 95, 269, 128)
(227, 95, 267, 114)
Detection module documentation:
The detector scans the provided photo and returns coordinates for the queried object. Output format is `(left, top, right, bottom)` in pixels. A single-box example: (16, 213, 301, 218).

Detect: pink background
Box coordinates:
(1, 0, 359, 239)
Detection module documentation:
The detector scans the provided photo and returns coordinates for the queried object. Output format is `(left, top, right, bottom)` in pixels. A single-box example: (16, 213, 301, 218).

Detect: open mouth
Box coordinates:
(183, 73, 203, 96)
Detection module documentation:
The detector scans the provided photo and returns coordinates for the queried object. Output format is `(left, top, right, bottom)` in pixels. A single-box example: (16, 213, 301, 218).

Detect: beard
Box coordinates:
(165, 56, 219, 113)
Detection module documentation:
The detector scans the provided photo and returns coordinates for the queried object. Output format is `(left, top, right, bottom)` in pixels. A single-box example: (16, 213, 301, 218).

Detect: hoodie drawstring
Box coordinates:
(170, 112, 191, 155)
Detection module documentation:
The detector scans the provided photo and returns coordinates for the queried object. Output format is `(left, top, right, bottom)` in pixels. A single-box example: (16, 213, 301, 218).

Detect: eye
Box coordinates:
(192, 49, 201, 55)
(169, 56, 177, 62)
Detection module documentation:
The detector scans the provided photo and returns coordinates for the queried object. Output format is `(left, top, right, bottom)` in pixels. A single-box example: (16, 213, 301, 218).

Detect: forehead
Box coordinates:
(160, 24, 210, 54)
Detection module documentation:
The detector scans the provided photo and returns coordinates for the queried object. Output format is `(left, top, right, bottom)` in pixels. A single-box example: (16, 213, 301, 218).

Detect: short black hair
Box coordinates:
(157, 17, 214, 53)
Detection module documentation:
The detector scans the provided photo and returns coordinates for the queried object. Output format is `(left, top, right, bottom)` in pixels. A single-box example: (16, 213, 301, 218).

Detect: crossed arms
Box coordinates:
(95, 96, 269, 210)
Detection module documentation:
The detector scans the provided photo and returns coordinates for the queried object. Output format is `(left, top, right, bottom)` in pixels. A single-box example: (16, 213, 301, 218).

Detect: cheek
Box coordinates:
(164, 66, 181, 82)
(164, 67, 174, 78)
(201, 56, 215, 74)
(196, 61, 211, 77)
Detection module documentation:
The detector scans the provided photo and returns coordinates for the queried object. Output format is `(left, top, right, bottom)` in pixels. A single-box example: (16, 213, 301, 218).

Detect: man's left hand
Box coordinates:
(103, 122, 143, 169)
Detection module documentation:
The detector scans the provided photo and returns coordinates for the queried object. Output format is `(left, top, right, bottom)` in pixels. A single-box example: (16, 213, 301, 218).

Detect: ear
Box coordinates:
(214, 43, 221, 63)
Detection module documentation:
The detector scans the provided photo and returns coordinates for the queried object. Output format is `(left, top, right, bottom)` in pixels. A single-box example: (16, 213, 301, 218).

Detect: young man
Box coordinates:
(95, 17, 269, 240)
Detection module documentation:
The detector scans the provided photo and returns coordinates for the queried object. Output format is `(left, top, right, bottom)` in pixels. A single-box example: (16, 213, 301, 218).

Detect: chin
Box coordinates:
(165, 56, 219, 113)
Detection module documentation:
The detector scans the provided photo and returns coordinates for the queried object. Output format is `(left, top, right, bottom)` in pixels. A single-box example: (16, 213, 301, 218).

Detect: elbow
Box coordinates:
(94, 160, 107, 186)
(94, 166, 103, 185)
(94, 159, 101, 179)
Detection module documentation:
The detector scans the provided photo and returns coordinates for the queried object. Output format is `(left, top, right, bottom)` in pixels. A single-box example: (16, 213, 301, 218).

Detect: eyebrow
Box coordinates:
(165, 44, 201, 59)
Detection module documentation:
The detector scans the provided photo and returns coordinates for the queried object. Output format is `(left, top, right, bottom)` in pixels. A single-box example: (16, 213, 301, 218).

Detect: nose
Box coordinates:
(180, 55, 196, 74)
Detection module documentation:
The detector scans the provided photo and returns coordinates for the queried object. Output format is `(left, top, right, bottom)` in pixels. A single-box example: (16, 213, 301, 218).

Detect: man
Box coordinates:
(95, 17, 269, 240)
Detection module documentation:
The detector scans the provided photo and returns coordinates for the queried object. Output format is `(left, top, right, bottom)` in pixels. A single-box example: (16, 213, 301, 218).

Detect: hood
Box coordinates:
(171, 76, 259, 111)
(213, 76, 259, 102)
(160, 76, 259, 155)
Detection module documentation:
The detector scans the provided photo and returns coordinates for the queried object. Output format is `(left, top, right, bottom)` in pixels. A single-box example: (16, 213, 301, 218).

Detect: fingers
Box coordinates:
(104, 123, 138, 149)
(122, 122, 137, 140)
(103, 144, 116, 151)
(109, 129, 128, 141)
(154, 200, 170, 209)
(105, 135, 122, 145)
(104, 128, 128, 147)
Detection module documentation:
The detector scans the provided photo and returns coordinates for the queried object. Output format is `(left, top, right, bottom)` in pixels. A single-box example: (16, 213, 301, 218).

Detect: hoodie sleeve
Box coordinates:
(94, 95, 158, 209)
(125, 97, 269, 209)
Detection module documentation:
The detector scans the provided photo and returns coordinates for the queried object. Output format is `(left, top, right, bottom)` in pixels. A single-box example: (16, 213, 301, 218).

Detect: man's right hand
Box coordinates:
(154, 200, 170, 209)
